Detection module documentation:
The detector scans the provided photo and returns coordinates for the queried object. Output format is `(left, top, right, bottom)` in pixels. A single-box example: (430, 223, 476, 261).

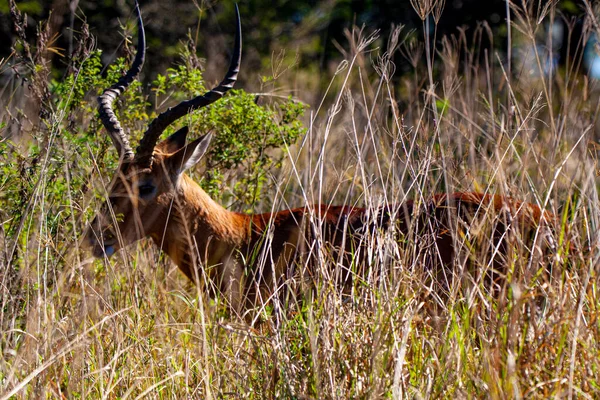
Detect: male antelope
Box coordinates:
(87, 3, 555, 317)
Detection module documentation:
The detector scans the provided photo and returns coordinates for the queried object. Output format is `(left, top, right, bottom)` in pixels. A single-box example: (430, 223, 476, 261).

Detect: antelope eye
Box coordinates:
(138, 183, 156, 199)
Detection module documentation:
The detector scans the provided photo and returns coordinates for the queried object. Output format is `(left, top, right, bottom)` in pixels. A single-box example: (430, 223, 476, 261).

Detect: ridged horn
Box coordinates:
(97, 0, 146, 161)
(135, 4, 242, 167)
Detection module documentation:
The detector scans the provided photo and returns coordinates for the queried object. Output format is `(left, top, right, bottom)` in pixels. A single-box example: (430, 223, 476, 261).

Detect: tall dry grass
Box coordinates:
(1, 0, 599, 398)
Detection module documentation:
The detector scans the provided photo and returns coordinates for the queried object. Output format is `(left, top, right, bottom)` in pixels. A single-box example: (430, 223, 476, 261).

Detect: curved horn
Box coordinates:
(97, 0, 146, 161)
(135, 4, 242, 167)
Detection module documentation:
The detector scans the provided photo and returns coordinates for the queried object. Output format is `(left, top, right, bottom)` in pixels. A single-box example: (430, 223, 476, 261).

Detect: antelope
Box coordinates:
(87, 2, 557, 318)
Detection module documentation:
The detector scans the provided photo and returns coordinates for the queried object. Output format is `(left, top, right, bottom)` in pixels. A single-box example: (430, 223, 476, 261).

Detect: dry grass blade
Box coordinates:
(1, 0, 599, 398)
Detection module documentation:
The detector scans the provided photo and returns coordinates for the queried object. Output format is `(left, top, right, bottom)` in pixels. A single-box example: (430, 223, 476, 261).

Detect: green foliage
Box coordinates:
(0, 139, 32, 239)
(0, 27, 305, 363)
(51, 50, 103, 111)
(1, 1, 42, 15)
(199, 91, 305, 208)
(0, 31, 306, 271)
(152, 64, 306, 209)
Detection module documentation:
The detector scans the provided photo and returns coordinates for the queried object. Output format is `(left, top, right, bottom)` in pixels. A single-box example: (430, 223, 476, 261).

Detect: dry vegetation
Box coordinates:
(1, 0, 600, 398)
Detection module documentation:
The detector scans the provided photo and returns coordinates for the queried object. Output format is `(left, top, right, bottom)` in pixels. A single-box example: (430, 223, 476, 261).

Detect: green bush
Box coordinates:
(151, 60, 306, 208)
(0, 34, 306, 270)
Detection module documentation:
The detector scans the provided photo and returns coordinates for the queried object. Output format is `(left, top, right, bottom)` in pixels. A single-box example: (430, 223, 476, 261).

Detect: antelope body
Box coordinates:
(87, 3, 554, 317)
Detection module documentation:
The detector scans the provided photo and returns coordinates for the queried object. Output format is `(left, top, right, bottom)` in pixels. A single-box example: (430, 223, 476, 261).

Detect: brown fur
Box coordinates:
(88, 144, 556, 319)
(87, 4, 561, 322)
(88, 8, 558, 320)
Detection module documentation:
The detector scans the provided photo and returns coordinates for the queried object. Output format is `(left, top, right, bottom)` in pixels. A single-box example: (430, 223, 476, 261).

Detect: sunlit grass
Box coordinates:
(1, 0, 599, 398)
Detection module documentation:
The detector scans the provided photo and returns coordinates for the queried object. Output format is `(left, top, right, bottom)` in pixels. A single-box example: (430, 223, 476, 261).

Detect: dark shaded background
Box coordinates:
(0, 0, 588, 92)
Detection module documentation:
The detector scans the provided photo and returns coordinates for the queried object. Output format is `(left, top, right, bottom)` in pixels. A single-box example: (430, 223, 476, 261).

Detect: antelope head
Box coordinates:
(87, 2, 242, 260)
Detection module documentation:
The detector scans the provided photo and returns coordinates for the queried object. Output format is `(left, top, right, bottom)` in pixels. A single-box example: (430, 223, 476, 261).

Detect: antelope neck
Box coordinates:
(151, 174, 251, 276)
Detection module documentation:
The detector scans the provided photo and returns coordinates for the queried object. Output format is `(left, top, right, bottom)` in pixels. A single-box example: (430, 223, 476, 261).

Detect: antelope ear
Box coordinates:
(156, 126, 189, 153)
(169, 132, 213, 175)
